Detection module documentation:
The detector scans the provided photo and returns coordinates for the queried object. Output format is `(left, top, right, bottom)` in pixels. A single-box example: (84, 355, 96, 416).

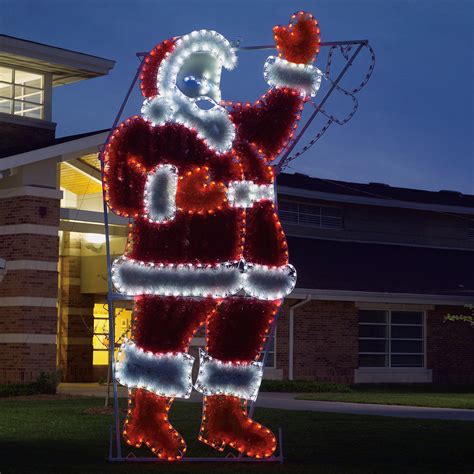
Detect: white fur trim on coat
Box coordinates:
(264, 56, 322, 97)
(143, 164, 178, 223)
(115, 340, 194, 398)
(112, 256, 296, 300)
(194, 349, 263, 401)
(227, 181, 274, 208)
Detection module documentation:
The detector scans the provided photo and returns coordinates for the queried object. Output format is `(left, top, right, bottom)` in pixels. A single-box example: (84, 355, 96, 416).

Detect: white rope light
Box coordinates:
(227, 181, 275, 208)
(112, 256, 296, 300)
(194, 349, 263, 401)
(116, 340, 195, 398)
(264, 56, 323, 97)
(143, 164, 178, 223)
(141, 30, 238, 154)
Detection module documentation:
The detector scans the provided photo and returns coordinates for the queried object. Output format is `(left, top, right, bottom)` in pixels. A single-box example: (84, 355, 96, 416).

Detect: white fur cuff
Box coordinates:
(194, 349, 263, 401)
(227, 181, 274, 208)
(264, 56, 322, 97)
(143, 164, 178, 223)
(115, 340, 194, 398)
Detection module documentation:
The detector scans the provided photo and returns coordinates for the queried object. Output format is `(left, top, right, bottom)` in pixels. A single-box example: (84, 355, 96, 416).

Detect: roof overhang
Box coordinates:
(291, 288, 474, 306)
(0, 35, 115, 86)
(278, 186, 474, 216)
(0, 131, 109, 172)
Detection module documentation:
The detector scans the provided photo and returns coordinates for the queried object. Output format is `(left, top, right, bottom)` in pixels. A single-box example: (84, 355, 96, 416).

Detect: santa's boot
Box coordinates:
(195, 350, 276, 458)
(124, 389, 186, 460)
(116, 340, 195, 460)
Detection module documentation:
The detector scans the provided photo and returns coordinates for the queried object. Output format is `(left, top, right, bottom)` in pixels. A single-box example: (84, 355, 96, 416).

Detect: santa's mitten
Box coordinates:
(274, 11, 321, 64)
(176, 166, 227, 215)
(264, 12, 322, 97)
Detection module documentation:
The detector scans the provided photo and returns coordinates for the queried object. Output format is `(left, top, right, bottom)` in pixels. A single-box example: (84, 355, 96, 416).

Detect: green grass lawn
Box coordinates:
(0, 397, 473, 473)
(295, 386, 474, 409)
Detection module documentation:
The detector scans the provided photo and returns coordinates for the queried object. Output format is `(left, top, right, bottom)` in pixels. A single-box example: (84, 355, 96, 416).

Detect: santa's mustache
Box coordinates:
(141, 93, 236, 154)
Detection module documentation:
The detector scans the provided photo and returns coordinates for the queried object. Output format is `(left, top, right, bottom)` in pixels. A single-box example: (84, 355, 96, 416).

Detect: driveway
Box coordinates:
(58, 383, 474, 421)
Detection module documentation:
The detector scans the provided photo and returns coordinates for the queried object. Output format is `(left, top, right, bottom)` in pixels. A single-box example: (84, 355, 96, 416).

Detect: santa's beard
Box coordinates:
(141, 92, 236, 154)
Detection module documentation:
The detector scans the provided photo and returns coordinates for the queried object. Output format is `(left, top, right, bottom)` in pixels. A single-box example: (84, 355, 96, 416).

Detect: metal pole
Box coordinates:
(100, 155, 122, 459)
(136, 39, 368, 57)
(99, 58, 145, 460)
(248, 178, 280, 420)
(277, 43, 365, 172)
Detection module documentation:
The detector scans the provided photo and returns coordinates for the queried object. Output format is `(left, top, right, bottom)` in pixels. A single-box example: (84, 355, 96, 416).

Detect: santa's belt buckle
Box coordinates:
(227, 181, 274, 208)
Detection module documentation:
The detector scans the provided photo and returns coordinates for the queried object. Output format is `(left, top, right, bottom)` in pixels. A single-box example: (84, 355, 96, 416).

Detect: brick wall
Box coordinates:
(427, 305, 474, 385)
(58, 232, 95, 382)
(0, 344, 57, 384)
(0, 196, 60, 226)
(0, 192, 60, 384)
(276, 299, 358, 383)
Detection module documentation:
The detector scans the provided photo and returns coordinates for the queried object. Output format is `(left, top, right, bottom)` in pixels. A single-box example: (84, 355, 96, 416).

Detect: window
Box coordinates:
(93, 303, 131, 366)
(0, 65, 44, 119)
(468, 225, 474, 241)
(358, 310, 424, 368)
(260, 332, 276, 368)
(279, 199, 343, 229)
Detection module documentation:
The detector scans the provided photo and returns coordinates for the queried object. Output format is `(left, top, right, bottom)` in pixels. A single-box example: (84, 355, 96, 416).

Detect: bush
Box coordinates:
(260, 379, 351, 393)
(0, 371, 59, 398)
(33, 371, 59, 395)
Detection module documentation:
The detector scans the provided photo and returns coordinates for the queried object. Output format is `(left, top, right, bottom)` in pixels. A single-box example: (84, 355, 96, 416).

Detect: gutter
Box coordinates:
(289, 295, 311, 380)
(291, 288, 474, 306)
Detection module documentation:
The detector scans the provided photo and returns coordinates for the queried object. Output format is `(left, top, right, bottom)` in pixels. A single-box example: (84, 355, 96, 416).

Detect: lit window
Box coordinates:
(0, 65, 44, 119)
(279, 199, 343, 229)
(358, 310, 425, 368)
(93, 303, 132, 366)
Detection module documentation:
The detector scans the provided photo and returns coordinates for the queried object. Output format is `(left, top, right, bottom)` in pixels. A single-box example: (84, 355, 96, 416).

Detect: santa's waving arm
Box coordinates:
(230, 12, 322, 161)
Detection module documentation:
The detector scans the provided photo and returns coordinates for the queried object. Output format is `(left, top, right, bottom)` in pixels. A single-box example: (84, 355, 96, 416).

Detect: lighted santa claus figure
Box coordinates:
(104, 12, 322, 460)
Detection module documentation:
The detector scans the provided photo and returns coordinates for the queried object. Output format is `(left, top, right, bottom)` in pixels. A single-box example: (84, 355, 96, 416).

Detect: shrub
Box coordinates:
(260, 379, 351, 393)
(33, 371, 59, 395)
(0, 371, 59, 398)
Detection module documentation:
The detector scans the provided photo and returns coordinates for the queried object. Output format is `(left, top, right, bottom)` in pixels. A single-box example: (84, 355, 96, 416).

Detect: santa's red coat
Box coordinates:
(104, 88, 305, 268)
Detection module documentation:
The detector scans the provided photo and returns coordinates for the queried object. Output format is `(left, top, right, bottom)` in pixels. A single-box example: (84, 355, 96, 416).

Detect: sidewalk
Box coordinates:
(58, 383, 474, 421)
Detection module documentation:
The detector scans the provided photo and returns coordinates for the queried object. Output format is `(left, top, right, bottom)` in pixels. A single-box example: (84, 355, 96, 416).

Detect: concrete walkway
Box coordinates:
(58, 383, 474, 421)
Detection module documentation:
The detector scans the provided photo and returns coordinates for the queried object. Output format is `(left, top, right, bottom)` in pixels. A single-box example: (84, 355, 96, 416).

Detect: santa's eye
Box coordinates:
(181, 75, 202, 95)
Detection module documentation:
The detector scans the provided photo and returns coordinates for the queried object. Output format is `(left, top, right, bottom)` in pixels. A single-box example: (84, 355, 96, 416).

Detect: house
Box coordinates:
(0, 35, 472, 386)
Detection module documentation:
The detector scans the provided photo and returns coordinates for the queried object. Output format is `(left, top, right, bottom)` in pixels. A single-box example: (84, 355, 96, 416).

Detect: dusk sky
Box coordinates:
(1, 0, 473, 193)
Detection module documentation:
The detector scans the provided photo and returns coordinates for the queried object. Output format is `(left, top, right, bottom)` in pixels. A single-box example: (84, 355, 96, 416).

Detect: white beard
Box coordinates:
(141, 93, 236, 154)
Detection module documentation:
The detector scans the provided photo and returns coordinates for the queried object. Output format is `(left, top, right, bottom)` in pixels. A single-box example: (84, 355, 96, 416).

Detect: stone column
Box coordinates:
(0, 187, 60, 383)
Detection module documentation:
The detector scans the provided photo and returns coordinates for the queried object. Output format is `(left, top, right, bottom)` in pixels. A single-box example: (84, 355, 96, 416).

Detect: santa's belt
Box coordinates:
(226, 181, 274, 208)
(112, 256, 296, 300)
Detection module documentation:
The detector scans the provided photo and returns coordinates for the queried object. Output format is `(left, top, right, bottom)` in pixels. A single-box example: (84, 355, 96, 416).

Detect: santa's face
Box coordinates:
(176, 52, 221, 106)
(142, 30, 237, 153)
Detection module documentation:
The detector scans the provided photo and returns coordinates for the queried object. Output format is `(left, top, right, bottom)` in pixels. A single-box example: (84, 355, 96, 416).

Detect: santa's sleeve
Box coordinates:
(103, 117, 155, 218)
(230, 57, 322, 161)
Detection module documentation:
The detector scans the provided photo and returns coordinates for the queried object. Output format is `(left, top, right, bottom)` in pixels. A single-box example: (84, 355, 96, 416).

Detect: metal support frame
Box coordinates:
(276, 41, 367, 172)
(101, 38, 370, 464)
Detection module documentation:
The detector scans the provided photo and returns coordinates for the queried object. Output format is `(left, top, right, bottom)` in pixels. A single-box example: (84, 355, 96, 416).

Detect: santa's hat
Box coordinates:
(140, 39, 177, 98)
(140, 30, 237, 100)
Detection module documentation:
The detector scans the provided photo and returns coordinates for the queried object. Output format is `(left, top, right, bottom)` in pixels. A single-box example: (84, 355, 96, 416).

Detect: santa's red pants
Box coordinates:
(122, 296, 279, 459)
